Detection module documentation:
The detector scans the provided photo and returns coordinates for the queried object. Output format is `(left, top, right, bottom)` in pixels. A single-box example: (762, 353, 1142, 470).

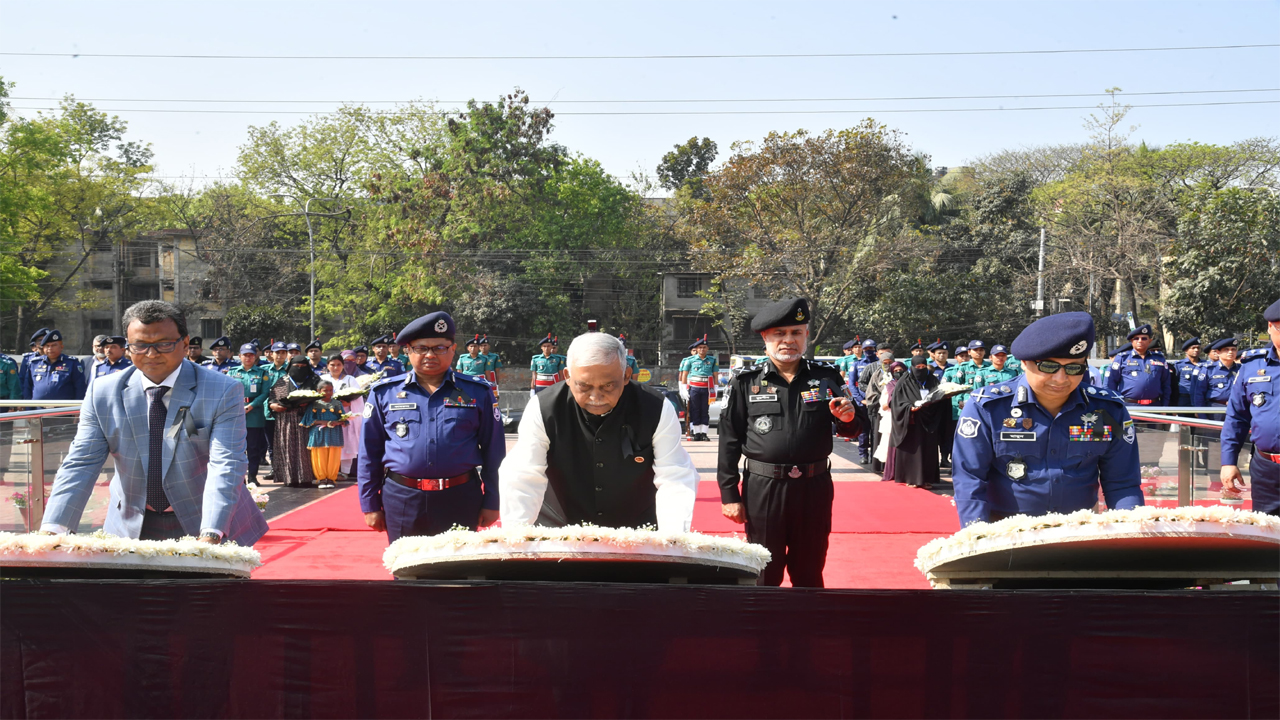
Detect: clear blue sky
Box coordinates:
(2, 0, 1277, 188)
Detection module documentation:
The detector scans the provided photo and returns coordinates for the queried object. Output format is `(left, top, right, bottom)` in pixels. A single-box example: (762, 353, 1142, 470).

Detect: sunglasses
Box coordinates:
(1032, 360, 1088, 376)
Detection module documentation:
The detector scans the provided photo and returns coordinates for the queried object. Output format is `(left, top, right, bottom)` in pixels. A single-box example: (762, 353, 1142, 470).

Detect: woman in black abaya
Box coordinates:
(888, 354, 945, 489)
(267, 357, 320, 487)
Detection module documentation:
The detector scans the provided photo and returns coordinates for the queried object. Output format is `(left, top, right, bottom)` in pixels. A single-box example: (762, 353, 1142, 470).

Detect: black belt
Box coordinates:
(745, 458, 829, 480)
(387, 470, 472, 491)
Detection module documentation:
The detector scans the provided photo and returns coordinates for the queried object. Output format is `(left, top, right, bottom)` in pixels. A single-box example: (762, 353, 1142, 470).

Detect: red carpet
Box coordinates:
(253, 481, 959, 588)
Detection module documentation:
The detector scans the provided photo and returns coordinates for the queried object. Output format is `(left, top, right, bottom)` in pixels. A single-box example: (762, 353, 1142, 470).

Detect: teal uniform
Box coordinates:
(456, 353, 488, 377)
(485, 352, 503, 375)
(262, 362, 289, 421)
(626, 355, 641, 378)
(228, 364, 271, 428)
(973, 363, 1021, 390)
(945, 359, 991, 420)
(0, 355, 22, 400)
(684, 354, 718, 382)
(531, 353, 567, 391)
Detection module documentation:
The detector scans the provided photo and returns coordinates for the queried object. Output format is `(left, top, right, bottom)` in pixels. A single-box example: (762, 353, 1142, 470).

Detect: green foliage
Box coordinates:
(223, 304, 307, 346)
(657, 137, 717, 199)
(1163, 185, 1280, 341)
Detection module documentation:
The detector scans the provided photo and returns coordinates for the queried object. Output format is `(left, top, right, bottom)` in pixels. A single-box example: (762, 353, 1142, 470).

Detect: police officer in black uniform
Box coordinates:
(717, 298, 859, 587)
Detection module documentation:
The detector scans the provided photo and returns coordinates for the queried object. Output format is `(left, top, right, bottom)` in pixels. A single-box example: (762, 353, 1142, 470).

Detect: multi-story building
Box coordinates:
(658, 272, 773, 367)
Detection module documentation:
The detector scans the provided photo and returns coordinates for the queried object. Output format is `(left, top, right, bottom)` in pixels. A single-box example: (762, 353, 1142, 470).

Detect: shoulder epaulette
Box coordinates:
(1083, 386, 1125, 403)
(812, 360, 836, 369)
(1240, 348, 1268, 362)
(369, 375, 402, 391)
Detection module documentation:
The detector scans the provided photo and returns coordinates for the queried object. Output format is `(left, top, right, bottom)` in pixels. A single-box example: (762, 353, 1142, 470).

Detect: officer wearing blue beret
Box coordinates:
(1190, 338, 1241, 417)
(952, 312, 1143, 526)
(366, 335, 405, 377)
(352, 346, 371, 374)
(18, 328, 49, 390)
(305, 340, 326, 371)
(1221, 299, 1280, 515)
(1170, 337, 1203, 408)
(201, 336, 236, 374)
(1105, 324, 1171, 406)
(358, 311, 504, 540)
(89, 336, 131, 386)
(21, 330, 87, 401)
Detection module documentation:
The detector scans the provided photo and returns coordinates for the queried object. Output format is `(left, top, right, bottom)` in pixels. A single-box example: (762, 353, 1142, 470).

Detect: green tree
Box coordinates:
(657, 137, 717, 199)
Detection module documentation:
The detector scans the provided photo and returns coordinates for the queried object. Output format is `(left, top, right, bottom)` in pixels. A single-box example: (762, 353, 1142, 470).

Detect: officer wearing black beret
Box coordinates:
(305, 340, 325, 371)
(201, 336, 235, 374)
(358, 311, 504, 540)
(1171, 337, 1203, 409)
(717, 298, 859, 587)
(952, 312, 1142, 526)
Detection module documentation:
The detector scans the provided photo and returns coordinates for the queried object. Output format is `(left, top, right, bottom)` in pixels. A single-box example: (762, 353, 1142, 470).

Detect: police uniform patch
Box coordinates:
(493, 402, 501, 421)
(1070, 340, 1087, 355)
(753, 415, 772, 434)
(1006, 459, 1027, 480)
(1009, 408, 1023, 418)
(394, 421, 409, 437)
(1123, 420, 1135, 444)
(362, 402, 374, 419)
(1003, 418, 1017, 428)
(1253, 393, 1266, 407)
(957, 417, 980, 438)
(434, 319, 448, 332)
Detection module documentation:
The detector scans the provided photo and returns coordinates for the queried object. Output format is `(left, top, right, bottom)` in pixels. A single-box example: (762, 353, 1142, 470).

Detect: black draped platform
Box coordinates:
(2, 580, 1277, 719)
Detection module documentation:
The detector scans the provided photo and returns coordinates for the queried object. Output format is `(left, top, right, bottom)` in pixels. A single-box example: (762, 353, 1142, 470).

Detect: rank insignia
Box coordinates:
(769, 386, 777, 393)
(1069, 425, 1112, 441)
(1022, 418, 1034, 429)
(397, 391, 407, 398)
(808, 379, 821, 387)
(1003, 418, 1017, 428)
(800, 389, 822, 403)
(752, 386, 760, 394)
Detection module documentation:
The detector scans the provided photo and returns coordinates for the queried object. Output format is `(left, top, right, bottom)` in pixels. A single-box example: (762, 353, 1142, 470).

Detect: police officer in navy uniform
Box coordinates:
(352, 346, 371, 375)
(926, 341, 955, 466)
(717, 298, 860, 587)
(19, 328, 49, 386)
(21, 330, 87, 401)
(201, 336, 235, 374)
(1170, 337, 1203, 408)
(89, 336, 131, 385)
(305, 340, 326, 371)
(1191, 338, 1242, 417)
(952, 312, 1143, 526)
(850, 338, 878, 463)
(1222, 299, 1280, 515)
(358, 312, 504, 540)
(186, 336, 208, 365)
(366, 334, 406, 376)
(1105, 324, 1171, 406)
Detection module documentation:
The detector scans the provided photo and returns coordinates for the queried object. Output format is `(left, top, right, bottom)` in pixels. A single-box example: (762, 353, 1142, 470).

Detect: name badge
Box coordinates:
(388, 402, 418, 410)
(748, 394, 775, 402)
(999, 431, 1037, 442)
(1247, 376, 1271, 383)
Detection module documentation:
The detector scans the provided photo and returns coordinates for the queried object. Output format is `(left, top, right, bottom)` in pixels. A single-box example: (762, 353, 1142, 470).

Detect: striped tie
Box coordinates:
(145, 386, 171, 512)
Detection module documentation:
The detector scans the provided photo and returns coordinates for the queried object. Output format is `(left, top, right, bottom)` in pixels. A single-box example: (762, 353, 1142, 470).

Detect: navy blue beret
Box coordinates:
(1181, 337, 1201, 351)
(30, 328, 49, 344)
(842, 340, 857, 351)
(861, 339, 877, 349)
(1109, 342, 1131, 358)
(927, 341, 950, 352)
(305, 340, 322, 352)
(369, 335, 392, 346)
(286, 342, 301, 351)
(43, 329, 64, 344)
(1209, 337, 1237, 351)
(465, 334, 481, 346)
(1010, 311, 1095, 361)
(1265, 298, 1280, 322)
(105, 336, 126, 347)
(750, 298, 810, 332)
(1127, 324, 1153, 340)
(352, 345, 368, 354)
(910, 341, 924, 350)
(689, 335, 709, 350)
(209, 336, 231, 350)
(398, 311, 456, 345)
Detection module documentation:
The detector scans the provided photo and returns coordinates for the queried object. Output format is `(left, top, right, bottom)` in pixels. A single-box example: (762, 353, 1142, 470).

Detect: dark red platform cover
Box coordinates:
(2, 579, 1276, 719)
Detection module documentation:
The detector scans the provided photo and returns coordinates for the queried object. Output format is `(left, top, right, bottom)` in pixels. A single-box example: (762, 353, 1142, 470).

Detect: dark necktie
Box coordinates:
(145, 386, 171, 512)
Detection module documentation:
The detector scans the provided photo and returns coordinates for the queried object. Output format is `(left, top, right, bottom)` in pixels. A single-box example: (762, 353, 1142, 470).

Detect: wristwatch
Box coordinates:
(199, 531, 222, 544)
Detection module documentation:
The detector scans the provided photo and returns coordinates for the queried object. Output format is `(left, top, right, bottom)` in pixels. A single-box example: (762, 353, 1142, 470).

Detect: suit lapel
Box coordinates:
(121, 367, 151, 479)
(162, 361, 198, 478)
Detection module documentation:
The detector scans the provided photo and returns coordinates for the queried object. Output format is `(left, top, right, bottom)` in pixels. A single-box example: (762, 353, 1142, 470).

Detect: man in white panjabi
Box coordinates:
(321, 354, 364, 478)
(500, 333, 698, 532)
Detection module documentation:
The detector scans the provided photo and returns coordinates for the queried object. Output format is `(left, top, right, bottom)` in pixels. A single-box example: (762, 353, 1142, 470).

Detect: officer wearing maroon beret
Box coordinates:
(717, 298, 859, 587)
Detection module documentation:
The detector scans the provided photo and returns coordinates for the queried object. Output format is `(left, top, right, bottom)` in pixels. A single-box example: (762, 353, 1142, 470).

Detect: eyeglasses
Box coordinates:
(407, 344, 453, 356)
(126, 341, 182, 355)
(1033, 360, 1088, 376)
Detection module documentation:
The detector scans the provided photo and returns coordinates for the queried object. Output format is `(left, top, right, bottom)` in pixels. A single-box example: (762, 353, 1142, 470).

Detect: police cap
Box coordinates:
(1209, 337, 1238, 351)
(689, 335, 709, 351)
(967, 339, 986, 351)
(1127, 324, 1153, 340)
(990, 344, 1008, 355)
(910, 341, 924, 351)
(353, 345, 368, 355)
(861, 339, 877, 349)
(370, 334, 393, 347)
(1265, 298, 1280, 322)
(538, 333, 554, 348)
(209, 336, 231, 350)
(305, 340, 322, 352)
(43, 329, 64, 344)
(398, 311, 456, 345)
(1110, 342, 1132, 358)
(286, 342, 301, 352)
(1181, 337, 1201, 351)
(269, 341, 287, 352)
(619, 333, 629, 347)
(239, 343, 258, 356)
(842, 340, 857, 351)
(1010, 311, 1095, 361)
(466, 334, 480, 347)
(105, 336, 126, 347)
(189, 336, 203, 348)
(30, 328, 49, 345)
(750, 298, 809, 333)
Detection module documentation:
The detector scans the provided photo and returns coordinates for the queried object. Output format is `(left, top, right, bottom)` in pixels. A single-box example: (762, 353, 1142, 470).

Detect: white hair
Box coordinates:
(566, 332, 626, 370)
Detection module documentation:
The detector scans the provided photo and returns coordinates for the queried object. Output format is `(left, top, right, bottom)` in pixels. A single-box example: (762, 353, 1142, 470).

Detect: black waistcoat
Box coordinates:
(536, 381, 665, 529)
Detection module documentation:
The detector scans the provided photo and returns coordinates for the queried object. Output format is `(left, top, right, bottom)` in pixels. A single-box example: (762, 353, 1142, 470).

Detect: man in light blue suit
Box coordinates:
(41, 300, 268, 545)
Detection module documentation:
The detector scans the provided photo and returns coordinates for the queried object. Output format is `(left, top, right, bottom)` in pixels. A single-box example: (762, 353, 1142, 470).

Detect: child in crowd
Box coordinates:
(299, 380, 347, 489)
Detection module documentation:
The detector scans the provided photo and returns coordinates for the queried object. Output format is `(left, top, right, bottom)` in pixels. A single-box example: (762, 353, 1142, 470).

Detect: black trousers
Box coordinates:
(688, 386, 710, 427)
(139, 509, 186, 541)
(853, 404, 872, 457)
(743, 470, 834, 588)
(263, 419, 276, 460)
(382, 472, 483, 542)
(245, 426, 268, 482)
(938, 417, 956, 464)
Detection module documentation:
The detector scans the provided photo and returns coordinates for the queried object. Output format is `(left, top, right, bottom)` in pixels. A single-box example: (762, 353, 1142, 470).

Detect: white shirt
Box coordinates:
(500, 394, 699, 532)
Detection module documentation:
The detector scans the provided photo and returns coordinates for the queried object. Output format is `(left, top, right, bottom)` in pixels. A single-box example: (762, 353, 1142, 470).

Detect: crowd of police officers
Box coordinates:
(3, 296, 1276, 587)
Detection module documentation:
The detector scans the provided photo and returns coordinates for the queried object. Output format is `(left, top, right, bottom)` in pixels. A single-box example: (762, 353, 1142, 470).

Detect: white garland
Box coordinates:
(384, 524, 771, 572)
(0, 530, 262, 567)
(915, 506, 1280, 571)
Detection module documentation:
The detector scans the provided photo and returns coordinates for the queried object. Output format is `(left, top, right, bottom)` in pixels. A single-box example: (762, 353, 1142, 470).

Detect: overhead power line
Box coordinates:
(9, 88, 1277, 105)
(2, 43, 1276, 61)
(10, 99, 1280, 117)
